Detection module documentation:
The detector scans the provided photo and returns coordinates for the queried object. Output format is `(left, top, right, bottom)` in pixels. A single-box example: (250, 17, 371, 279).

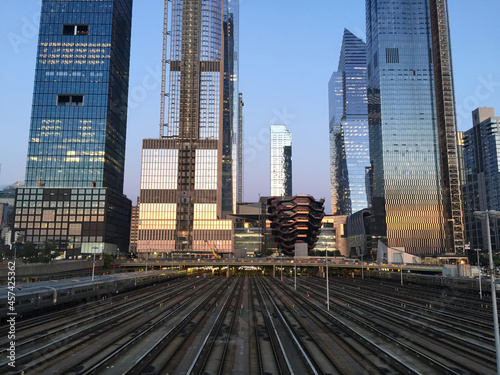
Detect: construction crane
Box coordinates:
(204, 240, 221, 258)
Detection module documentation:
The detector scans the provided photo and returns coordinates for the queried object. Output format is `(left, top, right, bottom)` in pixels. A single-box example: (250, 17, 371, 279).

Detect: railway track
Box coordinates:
(1, 275, 497, 375)
(295, 276, 497, 374)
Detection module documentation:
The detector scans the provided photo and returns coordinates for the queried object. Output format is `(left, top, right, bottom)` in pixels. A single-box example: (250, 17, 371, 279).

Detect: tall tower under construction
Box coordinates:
(138, 0, 239, 254)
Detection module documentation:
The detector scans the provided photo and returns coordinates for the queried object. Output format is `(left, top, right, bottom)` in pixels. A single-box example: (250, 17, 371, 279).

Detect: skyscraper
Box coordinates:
(366, 0, 464, 255)
(463, 108, 500, 253)
(138, 0, 239, 253)
(14, 0, 133, 255)
(329, 29, 370, 216)
(238, 93, 244, 204)
(270, 124, 292, 197)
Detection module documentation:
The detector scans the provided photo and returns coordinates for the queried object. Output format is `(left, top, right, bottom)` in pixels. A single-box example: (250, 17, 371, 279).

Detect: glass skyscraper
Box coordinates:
(366, 0, 464, 255)
(238, 92, 244, 203)
(14, 0, 133, 255)
(329, 29, 370, 216)
(463, 108, 500, 253)
(270, 125, 292, 197)
(138, 0, 239, 253)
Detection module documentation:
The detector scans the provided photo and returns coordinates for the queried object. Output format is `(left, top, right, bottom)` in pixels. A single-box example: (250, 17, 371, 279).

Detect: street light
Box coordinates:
(326, 245, 329, 311)
(91, 246, 98, 282)
(391, 249, 404, 286)
(361, 252, 364, 280)
(475, 248, 483, 299)
(400, 263, 403, 286)
(280, 253, 283, 282)
(474, 209, 500, 375)
(294, 260, 296, 291)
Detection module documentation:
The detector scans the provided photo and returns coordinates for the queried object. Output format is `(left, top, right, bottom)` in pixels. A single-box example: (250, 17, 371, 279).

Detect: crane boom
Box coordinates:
(204, 240, 221, 258)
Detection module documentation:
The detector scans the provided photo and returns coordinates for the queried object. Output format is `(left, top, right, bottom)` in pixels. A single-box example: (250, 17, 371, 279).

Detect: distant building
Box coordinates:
(315, 217, 337, 256)
(463, 108, 500, 253)
(14, 0, 133, 256)
(328, 29, 370, 216)
(0, 182, 22, 250)
(270, 124, 292, 197)
(346, 208, 378, 258)
(366, 0, 464, 255)
(329, 215, 349, 257)
(230, 202, 264, 258)
(0, 203, 8, 227)
(0, 180, 24, 207)
(129, 198, 140, 256)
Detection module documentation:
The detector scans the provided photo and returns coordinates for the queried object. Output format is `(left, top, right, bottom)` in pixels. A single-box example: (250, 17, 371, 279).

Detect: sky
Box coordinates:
(1, 1, 500, 214)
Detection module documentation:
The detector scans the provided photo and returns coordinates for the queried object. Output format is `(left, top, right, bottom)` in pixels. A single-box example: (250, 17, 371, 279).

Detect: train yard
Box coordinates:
(0, 273, 498, 374)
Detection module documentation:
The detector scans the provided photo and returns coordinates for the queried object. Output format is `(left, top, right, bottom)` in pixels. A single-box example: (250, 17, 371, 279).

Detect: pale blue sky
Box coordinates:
(1, 1, 500, 213)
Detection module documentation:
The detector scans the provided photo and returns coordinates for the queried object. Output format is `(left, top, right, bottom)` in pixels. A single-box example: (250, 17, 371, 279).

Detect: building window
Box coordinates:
(385, 48, 399, 64)
(57, 94, 84, 107)
(42, 210, 55, 222)
(62, 24, 89, 36)
(69, 223, 82, 236)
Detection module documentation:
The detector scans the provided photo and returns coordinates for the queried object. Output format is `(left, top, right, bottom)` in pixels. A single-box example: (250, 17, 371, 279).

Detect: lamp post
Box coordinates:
(400, 263, 403, 286)
(474, 209, 500, 375)
(280, 253, 283, 282)
(392, 249, 404, 286)
(475, 248, 483, 299)
(326, 245, 329, 311)
(294, 260, 296, 291)
(361, 253, 364, 280)
(91, 246, 98, 282)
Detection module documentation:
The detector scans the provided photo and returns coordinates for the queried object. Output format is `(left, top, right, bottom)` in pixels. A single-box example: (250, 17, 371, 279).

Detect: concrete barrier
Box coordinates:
(0, 259, 104, 279)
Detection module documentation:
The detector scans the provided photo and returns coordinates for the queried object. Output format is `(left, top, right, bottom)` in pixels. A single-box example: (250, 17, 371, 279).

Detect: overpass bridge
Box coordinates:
(119, 258, 444, 276)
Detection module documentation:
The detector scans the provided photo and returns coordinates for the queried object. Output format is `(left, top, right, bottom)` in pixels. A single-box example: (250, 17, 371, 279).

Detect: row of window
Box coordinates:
(57, 94, 84, 106)
(62, 24, 89, 36)
(19, 188, 106, 195)
(17, 201, 106, 209)
(15, 216, 104, 225)
(24, 235, 103, 244)
(17, 208, 104, 216)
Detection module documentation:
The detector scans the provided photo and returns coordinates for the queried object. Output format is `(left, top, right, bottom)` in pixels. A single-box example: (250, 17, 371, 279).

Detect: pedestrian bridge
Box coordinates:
(119, 258, 444, 274)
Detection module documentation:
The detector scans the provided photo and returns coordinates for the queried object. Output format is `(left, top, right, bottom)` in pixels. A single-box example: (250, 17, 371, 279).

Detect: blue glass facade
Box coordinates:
(463, 108, 500, 252)
(222, 0, 240, 214)
(25, 0, 132, 192)
(328, 29, 370, 216)
(14, 0, 133, 254)
(366, 0, 464, 255)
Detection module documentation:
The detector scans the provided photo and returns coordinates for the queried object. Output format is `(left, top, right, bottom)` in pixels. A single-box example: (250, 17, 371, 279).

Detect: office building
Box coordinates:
(138, 0, 239, 254)
(346, 208, 378, 258)
(0, 180, 23, 207)
(129, 198, 139, 255)
(328, 29, 370, 216)
(314, 217, 337, 256)
(366, 0, 464, 255)
(14, 0, 133, 255)
(463, 108, 500, 253)
(270, 124, 292, 197)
